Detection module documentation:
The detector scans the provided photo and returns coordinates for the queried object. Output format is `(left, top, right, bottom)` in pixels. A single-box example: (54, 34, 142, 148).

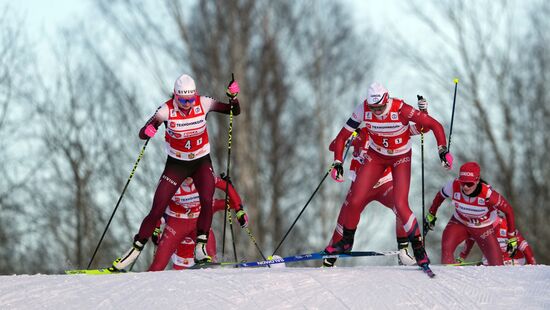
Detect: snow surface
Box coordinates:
(1, 265, 549, 309)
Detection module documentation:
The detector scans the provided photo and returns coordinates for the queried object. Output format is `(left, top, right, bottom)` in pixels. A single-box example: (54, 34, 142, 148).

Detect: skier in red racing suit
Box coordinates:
(324, 82, 452, 270)
(323, 97, 431, 267)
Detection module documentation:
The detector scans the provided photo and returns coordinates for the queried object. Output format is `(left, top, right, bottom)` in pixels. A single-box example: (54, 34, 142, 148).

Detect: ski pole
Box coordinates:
(87, 138, 149, 269)
(222, 73, 238, 262)
(244, 227, 268, 261)
(272, 131, 358, 255)
(417, 95, 427, 240)
(448, 79, 459, 152)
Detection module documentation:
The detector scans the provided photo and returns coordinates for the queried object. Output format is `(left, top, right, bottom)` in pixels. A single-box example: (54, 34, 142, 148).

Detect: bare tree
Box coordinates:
(0, 5, 38, 274)
(392, 1, 550, 263)
(508, 2, 550, 262)
(25, 25, 163, 271)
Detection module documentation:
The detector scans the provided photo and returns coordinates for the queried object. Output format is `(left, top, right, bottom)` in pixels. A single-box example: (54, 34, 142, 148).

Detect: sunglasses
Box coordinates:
(176, 95, 196, 104)
(461, 182, 476, 188)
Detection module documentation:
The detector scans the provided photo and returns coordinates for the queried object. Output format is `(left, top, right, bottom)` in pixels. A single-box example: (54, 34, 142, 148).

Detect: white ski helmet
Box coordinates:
(366, 82, 389, 105)
(174, 74, 196, 96)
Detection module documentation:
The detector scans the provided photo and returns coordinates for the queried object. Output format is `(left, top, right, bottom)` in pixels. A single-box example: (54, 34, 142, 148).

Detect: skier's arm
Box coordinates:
(212, 199, 226, 213)
(333, 128, 354, 162)
(428, 181, 452, 216)
(401, 104, 447, 148)
(424, 182, 451, 233)
(428, 192, 446, 216)
(204, 97, 241, 115)
(352, 127, 368, 156)
(214, 176, 248, 227)
(212, 198, 248, 228)
(409, 123, 432, 136)
(214, 176, 243, 208)
(409, 97, 431, 136)
(488, 190, 516, 236)
(333, 103, 364, 162)
(139, 104, 168, 139)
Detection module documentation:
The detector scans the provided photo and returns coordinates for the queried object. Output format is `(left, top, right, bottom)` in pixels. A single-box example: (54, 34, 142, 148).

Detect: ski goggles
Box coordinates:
(176, 95, 196, 104)
(460, 181, 476, 188)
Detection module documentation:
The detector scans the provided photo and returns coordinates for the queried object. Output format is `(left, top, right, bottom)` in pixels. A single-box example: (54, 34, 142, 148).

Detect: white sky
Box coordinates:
(7, 0, 421, 98)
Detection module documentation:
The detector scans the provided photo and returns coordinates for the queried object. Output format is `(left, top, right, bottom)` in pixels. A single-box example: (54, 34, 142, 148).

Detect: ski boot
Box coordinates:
(410, 235, 430, 267)
(112, 239, 146, 271)
(324, 228, 356, 254)
(322, 257, 337, 268)
(194, 234, 212, 264)
(397, 238, 416, 266)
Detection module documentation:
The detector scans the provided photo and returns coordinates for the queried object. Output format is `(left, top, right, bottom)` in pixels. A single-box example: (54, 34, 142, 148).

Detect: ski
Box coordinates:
(65, 267, 125, 275)
(420, 264, 435, 278)
(192, 251, 399, 269)
(445, 260, 482, 267)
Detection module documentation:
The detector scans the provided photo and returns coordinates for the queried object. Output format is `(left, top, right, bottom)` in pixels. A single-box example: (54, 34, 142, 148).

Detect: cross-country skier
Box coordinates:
(149, 175, 248, 271)
(424, 162, 517, 266)
(113, 74, 241, 270)
(456, 211, 536, 265)
(325, 82, 452, 270)
(323, 97, 430, 267)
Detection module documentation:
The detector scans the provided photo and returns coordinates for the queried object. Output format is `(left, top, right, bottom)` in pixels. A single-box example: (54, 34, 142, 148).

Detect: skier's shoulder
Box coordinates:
(351, 101, 366, 120)
(393, 98, 413, 115)
(199, 95, 216, 105)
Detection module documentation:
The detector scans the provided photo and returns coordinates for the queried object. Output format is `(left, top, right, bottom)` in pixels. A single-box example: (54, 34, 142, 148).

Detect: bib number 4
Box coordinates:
(184, 138, 203, 150)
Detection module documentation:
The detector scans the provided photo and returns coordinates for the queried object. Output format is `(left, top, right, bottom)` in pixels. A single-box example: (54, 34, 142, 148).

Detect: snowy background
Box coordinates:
(1, 264, 549, 309)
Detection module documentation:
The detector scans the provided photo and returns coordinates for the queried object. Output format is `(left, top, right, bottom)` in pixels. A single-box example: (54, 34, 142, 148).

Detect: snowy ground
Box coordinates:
(1, 265, 549, 310)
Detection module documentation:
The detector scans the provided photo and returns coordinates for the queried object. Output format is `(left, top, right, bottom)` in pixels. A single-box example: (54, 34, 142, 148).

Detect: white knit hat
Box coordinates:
(174, 74, 196, 96)
(366, 82, 388, 105)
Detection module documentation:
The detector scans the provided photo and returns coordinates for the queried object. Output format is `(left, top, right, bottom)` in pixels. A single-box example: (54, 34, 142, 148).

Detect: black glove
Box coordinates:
(330, 161, 344, 182)
(438, 145, 453, 169)
(151, 226, 162, 246)
(220, 173, 232, 184)
(507, 236, 518, 254)
(236, 208, 248, 228)
(424, 213, 437, 235)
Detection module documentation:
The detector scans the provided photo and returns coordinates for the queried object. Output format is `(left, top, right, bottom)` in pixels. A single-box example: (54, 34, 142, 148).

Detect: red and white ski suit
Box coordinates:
(327, 123, 429, 245)
(459, 216, 536, 265)
(135, 96, 239, 244)
(332, 98, 447, 240)
(429, 180, 516, 265)
(148, 176, 243, 271)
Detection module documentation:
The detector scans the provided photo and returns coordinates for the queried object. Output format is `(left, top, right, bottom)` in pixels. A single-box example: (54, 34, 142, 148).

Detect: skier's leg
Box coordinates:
(471, 226, 504, 266)
(441, 219, 470, 264)
(325, 156, 386, 255)
(206, 228, 217, 262)
(391, 152, 428, 266)
(136, 157, 190, 241)
(114, 157, 190, 270)
(149, 217, 194, 271)
(191, 157, 215, 263)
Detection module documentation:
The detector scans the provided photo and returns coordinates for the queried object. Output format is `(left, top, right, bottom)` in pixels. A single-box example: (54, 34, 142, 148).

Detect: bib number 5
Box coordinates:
(382, 137, 402, 148)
